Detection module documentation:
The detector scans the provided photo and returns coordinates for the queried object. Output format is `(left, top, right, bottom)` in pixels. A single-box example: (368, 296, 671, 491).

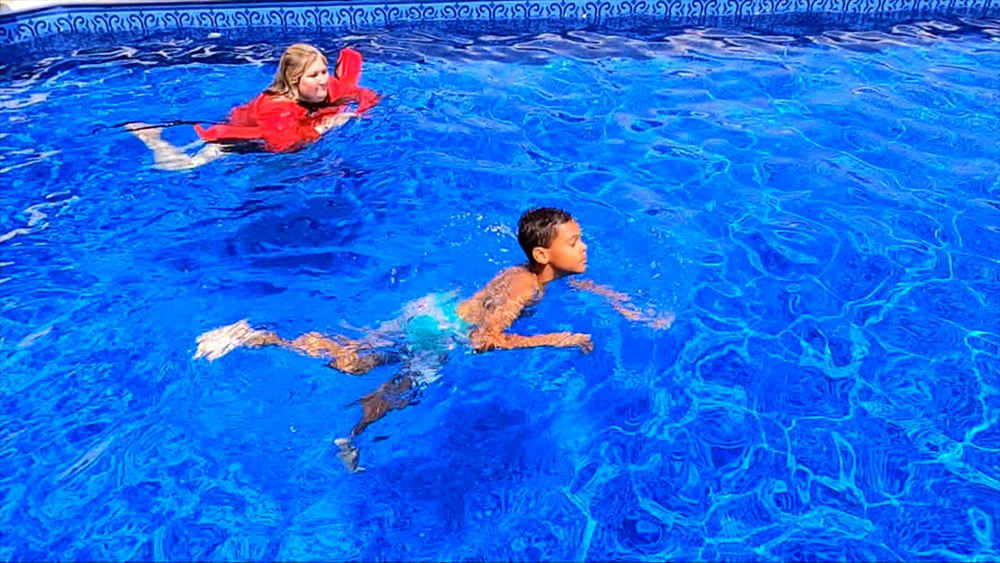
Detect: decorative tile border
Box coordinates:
(0, 0, 996, 45)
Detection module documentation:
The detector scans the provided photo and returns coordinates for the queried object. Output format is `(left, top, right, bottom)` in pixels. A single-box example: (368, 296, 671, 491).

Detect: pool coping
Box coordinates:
(1, 0, 997, 46)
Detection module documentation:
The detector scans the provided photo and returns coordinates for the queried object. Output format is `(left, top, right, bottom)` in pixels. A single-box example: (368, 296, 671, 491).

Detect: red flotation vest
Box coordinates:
(194, 48, 379, 153)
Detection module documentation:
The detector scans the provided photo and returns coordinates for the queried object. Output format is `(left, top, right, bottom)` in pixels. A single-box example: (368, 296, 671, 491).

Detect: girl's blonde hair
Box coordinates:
(265, 43, 327, 101)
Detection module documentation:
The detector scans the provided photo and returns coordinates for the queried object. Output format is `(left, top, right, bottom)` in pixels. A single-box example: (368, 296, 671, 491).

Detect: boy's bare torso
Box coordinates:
(456, 265, 541, 329)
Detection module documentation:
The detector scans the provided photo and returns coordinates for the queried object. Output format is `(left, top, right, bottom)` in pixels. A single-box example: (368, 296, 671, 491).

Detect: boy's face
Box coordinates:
(535, 220, 588, 274)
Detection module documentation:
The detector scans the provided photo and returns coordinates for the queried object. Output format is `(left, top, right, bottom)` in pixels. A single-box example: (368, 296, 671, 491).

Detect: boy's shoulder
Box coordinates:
(474, 265, 539, 300)
(495, 265, 537, 285)
(494, 266, 544, 302)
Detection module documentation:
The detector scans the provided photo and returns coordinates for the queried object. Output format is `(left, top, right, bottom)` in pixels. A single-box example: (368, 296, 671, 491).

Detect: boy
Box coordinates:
(194, 207, 671, 471)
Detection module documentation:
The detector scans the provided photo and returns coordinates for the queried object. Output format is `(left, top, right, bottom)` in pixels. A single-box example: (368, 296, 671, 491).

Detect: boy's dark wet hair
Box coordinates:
(517, 207, 574, 262)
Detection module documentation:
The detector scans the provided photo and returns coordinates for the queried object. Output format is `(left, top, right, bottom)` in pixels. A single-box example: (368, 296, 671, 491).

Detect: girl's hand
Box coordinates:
(315, 112, 359, 134)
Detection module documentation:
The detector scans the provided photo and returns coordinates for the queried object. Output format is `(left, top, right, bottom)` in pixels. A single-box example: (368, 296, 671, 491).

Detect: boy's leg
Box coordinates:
(287, 332, 395, 375)
(335, 350, 450, 472)
(352, 374, 416, 436)
(194, 321, 395, 375)
(335, 373, 419, 472)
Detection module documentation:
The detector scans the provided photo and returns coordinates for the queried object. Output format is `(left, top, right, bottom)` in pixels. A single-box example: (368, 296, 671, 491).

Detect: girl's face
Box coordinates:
(297, 57, 329, 104)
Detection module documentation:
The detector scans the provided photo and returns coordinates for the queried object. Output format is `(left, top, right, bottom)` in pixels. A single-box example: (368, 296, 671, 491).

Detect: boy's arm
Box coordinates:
(471, 272, 593, 353)
(569, 278, 675, 329)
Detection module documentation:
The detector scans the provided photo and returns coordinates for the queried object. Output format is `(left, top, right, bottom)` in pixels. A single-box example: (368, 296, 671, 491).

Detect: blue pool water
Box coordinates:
(2, 17, 1000, 562)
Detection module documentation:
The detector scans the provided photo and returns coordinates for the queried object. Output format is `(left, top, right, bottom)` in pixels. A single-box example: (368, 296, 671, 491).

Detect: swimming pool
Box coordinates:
(2, 13, 999, 562)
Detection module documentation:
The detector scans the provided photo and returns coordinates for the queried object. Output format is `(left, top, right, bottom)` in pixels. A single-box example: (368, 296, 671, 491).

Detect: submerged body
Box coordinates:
(194, 211, 671, 471)
(194, 48, 378, 153)
(129, 44, 379, 169)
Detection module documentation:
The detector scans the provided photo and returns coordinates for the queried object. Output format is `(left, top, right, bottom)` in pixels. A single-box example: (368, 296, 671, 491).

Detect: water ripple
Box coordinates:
(2, 15, 1000, 563)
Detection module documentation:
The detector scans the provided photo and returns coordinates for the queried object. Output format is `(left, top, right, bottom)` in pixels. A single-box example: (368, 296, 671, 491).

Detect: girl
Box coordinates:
(129, 43, 379, 170)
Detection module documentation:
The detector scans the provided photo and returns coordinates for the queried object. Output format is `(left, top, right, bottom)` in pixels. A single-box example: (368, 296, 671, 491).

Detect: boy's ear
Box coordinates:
(532, 246, 550, 265)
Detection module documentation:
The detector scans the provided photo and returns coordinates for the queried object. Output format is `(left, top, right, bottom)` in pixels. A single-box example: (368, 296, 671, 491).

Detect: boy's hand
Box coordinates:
(559, 332, 594, 353)
(614, 302, 675, 330)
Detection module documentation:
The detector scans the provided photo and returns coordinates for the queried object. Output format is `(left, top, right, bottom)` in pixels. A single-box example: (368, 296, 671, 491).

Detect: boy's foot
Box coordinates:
(194, 319, 271, 361)
(335, 437, 364, 473)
